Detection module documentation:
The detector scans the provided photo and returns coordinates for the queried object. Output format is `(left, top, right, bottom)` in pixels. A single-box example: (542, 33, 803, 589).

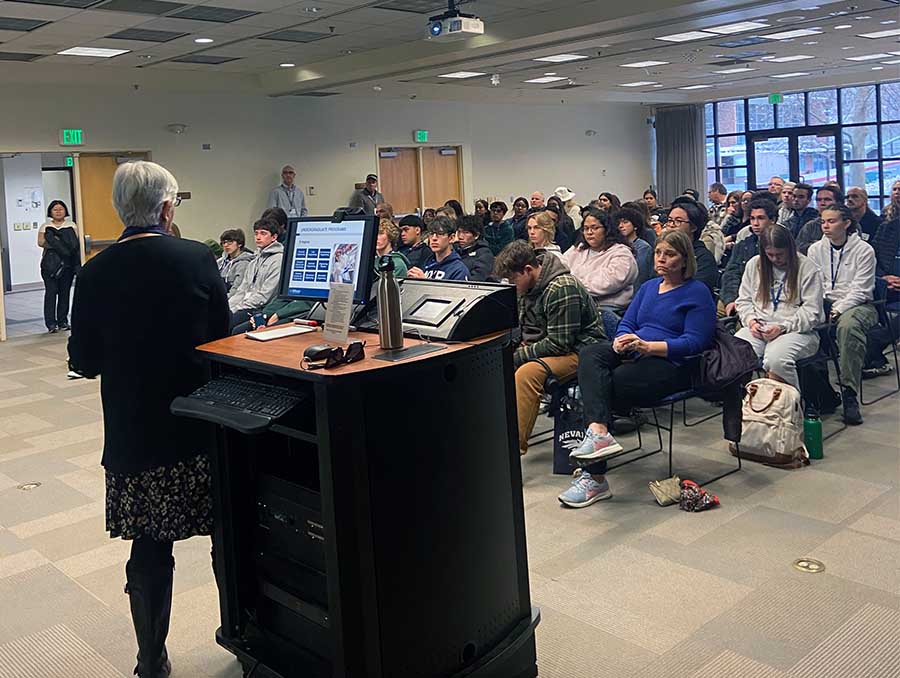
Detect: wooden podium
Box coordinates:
(193, 330, 539, 678)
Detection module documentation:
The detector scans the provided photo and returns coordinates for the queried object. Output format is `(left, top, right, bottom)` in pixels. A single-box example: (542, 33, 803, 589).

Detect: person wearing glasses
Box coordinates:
(806, 204, 877, 425)
(484, 201, 515, 255)
(661, 197, 719, 292)
(267, 164, 308, 218)
(68, 161, 230, 678)
(216, 228, 254, 293)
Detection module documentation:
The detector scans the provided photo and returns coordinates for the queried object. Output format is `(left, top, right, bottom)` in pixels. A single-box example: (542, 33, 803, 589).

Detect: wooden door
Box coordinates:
(378, 148, 420, 214)
(422, 147, 461, 209)
(78, 153, 148, 258)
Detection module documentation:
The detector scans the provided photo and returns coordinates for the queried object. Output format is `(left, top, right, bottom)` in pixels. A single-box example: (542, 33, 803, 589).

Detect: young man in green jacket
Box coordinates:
(494, 240, 604, 456)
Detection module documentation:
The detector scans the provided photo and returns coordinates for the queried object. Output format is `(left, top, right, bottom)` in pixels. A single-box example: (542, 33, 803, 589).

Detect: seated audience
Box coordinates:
(882, 179, 900, 222)
(398, 215, 431, 269)
(783, 183, 818, 237)
(700, 212, 726, 265)
(485, 201, 515, 255)
(474, 199, 490, 226)
(863, 214, 900, 377)
(375, 202, 395, 223)
(228, 218, 284, 329)
(564, 230, 716, 507)
(526, 211, 564, 261)
(720, 198, 779, 316)
(663, 197, 719, 292)
(597, 192, 621, 214)
(216, 228, 254, 293)
(435, 205, 458, 221)
(796, 185, 844, 254)
(682, 188, 700, 201)
(455, 215, 494, 281)
(545, 198, 575, 252)
(616, 206, 655, 289)
(642, 189, 668, 223)
(725, 190, 754, 242)
(493, 240, 602, 457)
(422, 208, 436, 226)
(554, 186, 583, 230)
(261, 207, 288, 242)
(777, 182, 796, 225)
(621, 200, 656, 245)
(807, 205, 877, 425)
(845, 186, 881, 242)
(734, 225, 824, 389)
(509, 197, 530, 240)
(375, 218, 410, 279)
(768, 176, 785, 200)
(444, 199, 466, 221)
(529, 191, 545, 213)
(708, 182, 728, 226)
(407, 216, 469, 281)
(720, 190, 744, 236)
(563, 207, 637, 311)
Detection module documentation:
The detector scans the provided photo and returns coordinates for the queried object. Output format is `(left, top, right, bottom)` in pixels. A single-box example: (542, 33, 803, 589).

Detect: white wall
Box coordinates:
(1, 154, 45, 286)
(0, 86, 652, 244)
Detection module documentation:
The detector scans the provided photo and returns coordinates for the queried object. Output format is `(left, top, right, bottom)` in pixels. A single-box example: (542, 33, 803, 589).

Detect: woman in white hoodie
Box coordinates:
(735, 224, 824, 390)
(563, 207, 638, 311)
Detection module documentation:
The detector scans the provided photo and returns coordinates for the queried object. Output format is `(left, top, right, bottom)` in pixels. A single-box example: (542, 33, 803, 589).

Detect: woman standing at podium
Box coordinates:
(68, 161, 230, 678)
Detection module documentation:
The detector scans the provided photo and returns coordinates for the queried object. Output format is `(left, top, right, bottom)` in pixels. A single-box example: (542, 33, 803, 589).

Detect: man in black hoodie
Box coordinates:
(455, 215, 494, 281)
(398, 215, 431, 270)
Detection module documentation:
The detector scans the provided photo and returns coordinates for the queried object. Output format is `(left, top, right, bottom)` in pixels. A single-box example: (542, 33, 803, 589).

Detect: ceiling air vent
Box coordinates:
(169, 5, 258, 23)
(293, 91, 341, 97)
(106, 28, 187, 42)
(170, 54, 239, 64)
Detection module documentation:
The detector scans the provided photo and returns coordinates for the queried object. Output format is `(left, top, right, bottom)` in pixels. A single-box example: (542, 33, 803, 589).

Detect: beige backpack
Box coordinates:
(738, 378, 809, 468)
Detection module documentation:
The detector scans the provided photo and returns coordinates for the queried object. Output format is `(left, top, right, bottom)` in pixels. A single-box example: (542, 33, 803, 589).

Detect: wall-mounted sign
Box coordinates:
(59, 129, 84, 146)
(414, 129, 429, 143)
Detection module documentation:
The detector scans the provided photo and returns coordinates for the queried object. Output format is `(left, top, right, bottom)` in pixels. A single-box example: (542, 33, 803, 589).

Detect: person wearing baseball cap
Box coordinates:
(348, 173, 385, 216)
(554, 186, 582, 229)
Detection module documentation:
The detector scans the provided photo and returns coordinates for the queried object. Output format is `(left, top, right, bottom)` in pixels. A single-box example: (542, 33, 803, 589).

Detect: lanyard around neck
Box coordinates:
(829, 245, 844, 289)
(771, 276, 785, 311)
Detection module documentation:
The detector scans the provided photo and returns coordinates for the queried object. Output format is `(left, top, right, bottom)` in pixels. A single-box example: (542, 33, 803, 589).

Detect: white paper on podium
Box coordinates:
(323, 282, 354, 345)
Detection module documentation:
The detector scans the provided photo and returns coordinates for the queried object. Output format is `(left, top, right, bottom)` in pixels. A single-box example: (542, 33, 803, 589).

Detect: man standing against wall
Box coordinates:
(267, 165, 308, 218)
(348, 174, 384, 215)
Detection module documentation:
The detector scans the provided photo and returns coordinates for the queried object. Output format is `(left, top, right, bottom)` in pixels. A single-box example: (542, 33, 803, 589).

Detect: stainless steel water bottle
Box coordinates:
(377, 255, 403, 350)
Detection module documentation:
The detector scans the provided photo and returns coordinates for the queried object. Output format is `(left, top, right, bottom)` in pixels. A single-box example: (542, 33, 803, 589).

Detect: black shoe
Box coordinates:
(58, 323, 70, 331)
(862, 363, 893, 380)
(841, 388, 863, 426)
(125, 556, 174, 678)
(48, 326, 58, 334)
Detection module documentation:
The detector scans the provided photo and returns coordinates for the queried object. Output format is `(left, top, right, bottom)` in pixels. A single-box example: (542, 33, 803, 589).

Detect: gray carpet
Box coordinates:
(0, 332, 897, 677)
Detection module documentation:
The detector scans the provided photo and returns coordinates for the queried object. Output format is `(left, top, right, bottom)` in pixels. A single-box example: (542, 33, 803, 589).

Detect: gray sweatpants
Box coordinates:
(736, 328, 819, 390)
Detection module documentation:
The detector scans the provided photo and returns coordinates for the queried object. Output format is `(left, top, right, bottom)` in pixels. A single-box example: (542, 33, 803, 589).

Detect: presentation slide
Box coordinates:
(287, 220, 365, 298)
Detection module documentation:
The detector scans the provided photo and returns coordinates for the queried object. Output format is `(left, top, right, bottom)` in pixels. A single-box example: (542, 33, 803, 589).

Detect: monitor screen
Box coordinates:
(279, 215, 377, 304)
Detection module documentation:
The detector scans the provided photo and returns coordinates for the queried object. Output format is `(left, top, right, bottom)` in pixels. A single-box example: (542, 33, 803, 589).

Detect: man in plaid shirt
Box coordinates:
(494, 241, 604, 455)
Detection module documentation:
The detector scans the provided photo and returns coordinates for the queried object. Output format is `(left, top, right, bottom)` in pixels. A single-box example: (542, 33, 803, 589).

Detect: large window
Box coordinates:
(705, 81, 899, 215)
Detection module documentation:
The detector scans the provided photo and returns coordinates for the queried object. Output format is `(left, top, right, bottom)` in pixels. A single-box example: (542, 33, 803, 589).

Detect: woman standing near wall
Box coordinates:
(38, 199, 80, 333)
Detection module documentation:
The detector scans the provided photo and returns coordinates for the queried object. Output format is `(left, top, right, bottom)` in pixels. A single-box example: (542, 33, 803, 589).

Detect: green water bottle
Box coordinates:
(804, 414, 823, 460)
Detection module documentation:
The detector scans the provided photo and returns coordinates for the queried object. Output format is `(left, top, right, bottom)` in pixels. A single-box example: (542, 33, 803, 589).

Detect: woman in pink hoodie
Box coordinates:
(563, 207, 638, 311)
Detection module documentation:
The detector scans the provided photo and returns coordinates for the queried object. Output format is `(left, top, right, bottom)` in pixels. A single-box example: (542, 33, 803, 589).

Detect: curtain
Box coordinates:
(655, 104, 706, 206)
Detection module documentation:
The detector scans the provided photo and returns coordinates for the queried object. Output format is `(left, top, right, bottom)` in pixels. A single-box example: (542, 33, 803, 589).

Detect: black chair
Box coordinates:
(860, 283, 900, 405)
(796, 322, 847, 441)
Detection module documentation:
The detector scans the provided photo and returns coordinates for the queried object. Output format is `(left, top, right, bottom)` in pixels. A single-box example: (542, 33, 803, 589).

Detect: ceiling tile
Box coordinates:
(229, 12, 298, 29)
(61, 9, 151, 27)
(0, 1, 82, 20)
(0, 16, 49, 31)
(168, 5, 258, 23)
(97, 0, 186, 15)
(3, 0, 100, 10)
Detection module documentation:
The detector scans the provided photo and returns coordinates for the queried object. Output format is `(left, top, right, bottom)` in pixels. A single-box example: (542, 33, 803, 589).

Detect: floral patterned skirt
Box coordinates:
(105, 453, 213, 541)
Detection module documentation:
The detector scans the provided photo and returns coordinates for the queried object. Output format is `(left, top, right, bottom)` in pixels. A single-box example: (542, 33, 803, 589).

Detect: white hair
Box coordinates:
(112, 161, 179, 228)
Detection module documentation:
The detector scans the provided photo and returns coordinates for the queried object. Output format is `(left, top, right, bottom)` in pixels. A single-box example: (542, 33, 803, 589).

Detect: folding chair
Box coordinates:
(860, 283, 900, 406)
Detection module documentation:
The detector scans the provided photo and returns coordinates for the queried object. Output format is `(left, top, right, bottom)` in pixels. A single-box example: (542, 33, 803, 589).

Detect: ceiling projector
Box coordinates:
(428, 1, 483, 41)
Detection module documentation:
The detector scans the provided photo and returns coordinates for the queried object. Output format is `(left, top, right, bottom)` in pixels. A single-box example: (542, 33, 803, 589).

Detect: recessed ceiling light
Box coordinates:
(524, 76, 567, 83)
(880, 21, 897, 25)
(678, 84, 712, 89)
(652, 84, 664, 87)
(845, 53, 893, 61)
(858, 28, 900, 38)
(279, 63, 295, 67)
(881, 59, 900, 64)
(871, 66, 884, 70)
(841, 46, 855, 50)
(764, 28, 822, 40)
(713, 66, 758, 74)
(705, 21, 769, 35)
(438, 71, 486, 78)
(194, 37, 213, 44)
(769, 54, 815, 62)
(57, 47, 129, 58)
(770, 71, 810, 78)
(655, 30, 716, 42)
(621, 60, 670, 68)
(800, 5, 820, 9)
(533, 54, 589, 63)
(834, 24, 852, 30)
(854, 16, 871, 20)
(803, 41, 819, 45)
(618, 80, 657, 86)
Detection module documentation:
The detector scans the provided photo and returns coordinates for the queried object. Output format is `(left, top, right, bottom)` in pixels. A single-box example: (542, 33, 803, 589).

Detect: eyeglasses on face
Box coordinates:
(666, 217, 690, 227)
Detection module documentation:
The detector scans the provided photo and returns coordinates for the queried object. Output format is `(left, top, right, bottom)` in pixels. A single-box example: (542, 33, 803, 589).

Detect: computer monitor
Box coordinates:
(279, 215, 378, 304)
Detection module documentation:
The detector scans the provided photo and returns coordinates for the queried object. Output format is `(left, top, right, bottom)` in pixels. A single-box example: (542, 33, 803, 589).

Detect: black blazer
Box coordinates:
(68, 236, 230, 475)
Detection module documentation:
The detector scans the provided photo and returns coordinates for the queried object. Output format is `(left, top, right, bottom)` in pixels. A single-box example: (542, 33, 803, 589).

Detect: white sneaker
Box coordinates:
(67, 370, 84, 380)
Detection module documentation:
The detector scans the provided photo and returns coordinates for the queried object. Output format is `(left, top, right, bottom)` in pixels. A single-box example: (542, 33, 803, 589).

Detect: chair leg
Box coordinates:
(860, 342, 900, 406)
(695, 442, 742, 486)
(681, 398, 722, 427)
(605, 407, 664, 471)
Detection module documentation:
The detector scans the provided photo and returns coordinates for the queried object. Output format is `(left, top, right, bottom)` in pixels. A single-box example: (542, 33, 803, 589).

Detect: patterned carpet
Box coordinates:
(0, 332, 897, 678)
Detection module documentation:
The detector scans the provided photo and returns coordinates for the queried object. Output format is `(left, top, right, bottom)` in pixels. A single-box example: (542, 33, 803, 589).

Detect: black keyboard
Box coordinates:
(190, 376, 303, 419)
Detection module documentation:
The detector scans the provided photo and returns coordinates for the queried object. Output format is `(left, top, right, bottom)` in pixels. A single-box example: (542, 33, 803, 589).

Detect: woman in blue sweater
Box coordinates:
(559, 229, 716, 508)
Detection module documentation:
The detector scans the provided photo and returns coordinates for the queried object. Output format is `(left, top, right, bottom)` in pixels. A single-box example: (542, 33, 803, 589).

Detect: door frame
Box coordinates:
(375, 144, 466, 214)
(747, 125, 842, 189)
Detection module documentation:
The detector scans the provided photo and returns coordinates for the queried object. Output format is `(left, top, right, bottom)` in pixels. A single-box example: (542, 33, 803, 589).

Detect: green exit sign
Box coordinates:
(768, 93, 784, 105)
(59, 129, 83, 146)
(65, 156, 73, 167)
(414, 129, 429, 143)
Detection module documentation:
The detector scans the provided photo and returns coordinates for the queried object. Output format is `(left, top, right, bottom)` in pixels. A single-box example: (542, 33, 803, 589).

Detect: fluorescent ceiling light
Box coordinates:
(524, 76, 567, 83)
(279, 63, 295, 67)
(713, 67, 757, 74)
(705, 21, 769, 35)
(871, 66, 884, 70)
(438, 71, 486, 78)
(844, 53, 893, 61)
(655, 30, 715, 42)
(881, 59, 900, 65)
(834, 25, 852, 30)
(678, 84, 712, 89)
(764, 28, 822, 40)
(858, 28, 900, 39)
(618, 81, 657, 87)
(194, 38, 213, 44)
(533, 54, 588, 63)
(769, 54, 815, 62)
(770, 71, 810, 78)
(621, 60, 669, 67)
(57, 47, 129, 57)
